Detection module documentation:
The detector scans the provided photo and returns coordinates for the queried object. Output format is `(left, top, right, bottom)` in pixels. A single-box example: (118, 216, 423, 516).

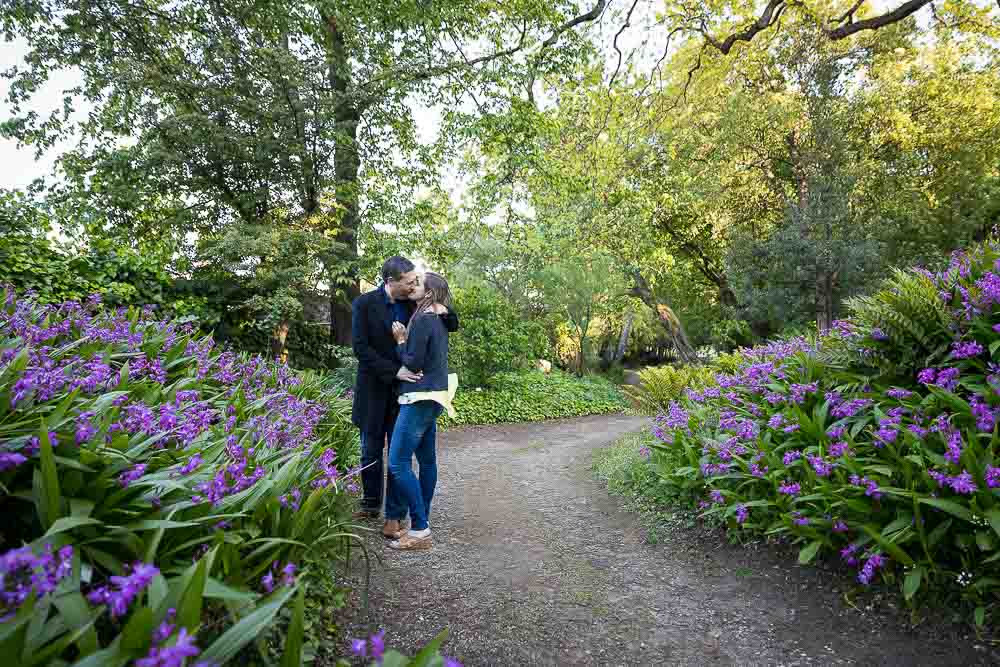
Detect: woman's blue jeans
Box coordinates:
(388, 401, 443, 531)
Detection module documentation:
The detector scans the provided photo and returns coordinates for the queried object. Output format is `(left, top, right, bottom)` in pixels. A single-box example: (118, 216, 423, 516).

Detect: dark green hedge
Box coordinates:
(442, 369, 628, 427)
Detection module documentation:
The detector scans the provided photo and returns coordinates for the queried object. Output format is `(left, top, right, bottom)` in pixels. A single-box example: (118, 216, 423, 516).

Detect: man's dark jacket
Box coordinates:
(350, 288, 458, 435)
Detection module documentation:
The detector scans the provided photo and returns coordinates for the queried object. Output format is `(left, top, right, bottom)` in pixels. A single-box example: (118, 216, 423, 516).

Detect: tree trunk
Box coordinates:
(271, 320, 290, 363)
(614, 311, 633, 362)
(628, 270, 699, 365)
(326, 14, 362, 347)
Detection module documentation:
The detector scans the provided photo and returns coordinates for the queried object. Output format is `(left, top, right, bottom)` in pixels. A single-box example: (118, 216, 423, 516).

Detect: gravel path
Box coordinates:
(341, 414, 997, 666)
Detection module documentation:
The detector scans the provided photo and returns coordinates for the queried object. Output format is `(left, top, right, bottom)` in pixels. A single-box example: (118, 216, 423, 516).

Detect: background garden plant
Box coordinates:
(0, 287, 361, 663)
(644, 241, 1000, 627)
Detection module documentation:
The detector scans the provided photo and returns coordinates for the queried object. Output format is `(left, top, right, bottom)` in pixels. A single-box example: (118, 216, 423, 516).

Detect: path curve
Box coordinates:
(343, 415, 997, 666)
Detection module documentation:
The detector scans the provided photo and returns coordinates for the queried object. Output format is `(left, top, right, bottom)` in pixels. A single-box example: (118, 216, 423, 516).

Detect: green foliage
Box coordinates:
(624, 365, 717, 416)
(449, 286, 551, 388)
(0, 290, 360, 663)
(640, 239, 1000, 622)
(840, 267, 955, 380)
(442, 370, 628, 427)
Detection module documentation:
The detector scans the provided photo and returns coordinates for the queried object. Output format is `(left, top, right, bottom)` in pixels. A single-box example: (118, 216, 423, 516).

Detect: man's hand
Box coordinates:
(397, 366, 423, 383)
(391, 321, 407, 344)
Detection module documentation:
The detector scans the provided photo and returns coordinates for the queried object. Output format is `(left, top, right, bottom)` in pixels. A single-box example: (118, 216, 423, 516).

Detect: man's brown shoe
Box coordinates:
(382, 520, 407, 539)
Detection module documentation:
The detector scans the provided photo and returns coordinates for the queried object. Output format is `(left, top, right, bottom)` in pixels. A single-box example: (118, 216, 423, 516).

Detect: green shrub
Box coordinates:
(442, 370, 628, 426)
(449, 287, 551, 388)
(0, 289, 360, 663)
(645, 239, 1000, 625)
(624, 365, 716, 415)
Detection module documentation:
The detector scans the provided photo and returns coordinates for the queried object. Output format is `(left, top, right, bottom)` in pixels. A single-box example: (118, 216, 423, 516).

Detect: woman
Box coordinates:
(387, 272, 455, 550)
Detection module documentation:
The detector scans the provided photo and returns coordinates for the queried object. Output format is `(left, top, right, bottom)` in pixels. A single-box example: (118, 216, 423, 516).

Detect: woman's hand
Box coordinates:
(425, 303, 447, 315)
(392, 321, 407, 344)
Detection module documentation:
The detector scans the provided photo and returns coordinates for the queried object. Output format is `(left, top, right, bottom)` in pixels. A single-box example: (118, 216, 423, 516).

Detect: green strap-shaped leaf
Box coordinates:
(280, 587, 306, 667)
(38, 426, 63, 530)
(200, 586, 296, 664)
(409, 628, 450, 667)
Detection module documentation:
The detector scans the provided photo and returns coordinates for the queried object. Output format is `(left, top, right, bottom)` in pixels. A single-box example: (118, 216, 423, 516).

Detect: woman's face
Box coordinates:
(409, 275, 426, 301)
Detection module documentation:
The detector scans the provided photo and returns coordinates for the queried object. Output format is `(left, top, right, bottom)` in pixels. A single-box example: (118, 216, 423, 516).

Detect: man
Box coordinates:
(350, 256, 458, 538)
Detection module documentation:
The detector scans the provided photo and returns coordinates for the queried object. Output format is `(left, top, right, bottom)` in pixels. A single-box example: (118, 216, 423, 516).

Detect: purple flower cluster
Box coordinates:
(777, 481, 800, 496)
(87, 562, 159, 618)
(928, 469, 978, 495)
(830, 398, 871, 419)
(261, 562, 297, 593)
(735, 505, 749, 524)
(918, 367, 960, 392)
(119, 463, 148, 487)
(1, 544, 73, 621)
(807, 454, 835, 477)
(849, 475, 882, 500)
(782, 450, 801, 465)
(950, 340, 984, 360)
(191, 454, 265, 505)
(137, 620, 205, 667)
(857, 553, 887, 585)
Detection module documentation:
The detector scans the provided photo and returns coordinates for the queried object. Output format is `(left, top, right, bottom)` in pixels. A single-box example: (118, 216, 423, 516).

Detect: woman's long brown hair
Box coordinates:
(409, 272, 451, 331)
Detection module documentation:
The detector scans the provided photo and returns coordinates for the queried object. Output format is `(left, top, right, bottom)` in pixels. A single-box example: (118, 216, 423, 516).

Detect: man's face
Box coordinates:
(388, 270, 420, 299)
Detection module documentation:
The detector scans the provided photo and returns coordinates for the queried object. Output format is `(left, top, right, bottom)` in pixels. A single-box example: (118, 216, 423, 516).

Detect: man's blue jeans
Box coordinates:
(388, 401, 443, 531)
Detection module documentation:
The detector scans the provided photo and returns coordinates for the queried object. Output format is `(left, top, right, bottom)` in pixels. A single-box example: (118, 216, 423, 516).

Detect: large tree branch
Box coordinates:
(824, 0, 933, 39)
(702, 0, 788, 54)
(700, 0, 934, 56)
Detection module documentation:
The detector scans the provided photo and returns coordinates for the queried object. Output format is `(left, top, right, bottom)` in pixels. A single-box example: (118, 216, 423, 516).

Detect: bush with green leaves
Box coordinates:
(448, 287, 551, 388)
(623, 365, 717, 416)
(0, 288, 364, 664)
(442, 370, 628, 427)
(646, 240, 1000, 627)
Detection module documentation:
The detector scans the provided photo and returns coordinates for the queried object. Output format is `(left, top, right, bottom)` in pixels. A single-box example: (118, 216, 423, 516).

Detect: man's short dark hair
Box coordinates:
(382, 256, 415, 283)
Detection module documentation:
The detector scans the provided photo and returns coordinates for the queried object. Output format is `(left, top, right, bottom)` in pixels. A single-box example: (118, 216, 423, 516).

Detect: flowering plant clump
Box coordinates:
(0, 288, 360, 663)
(649, 242, 1000, 626)
(349, 628, 463, 667)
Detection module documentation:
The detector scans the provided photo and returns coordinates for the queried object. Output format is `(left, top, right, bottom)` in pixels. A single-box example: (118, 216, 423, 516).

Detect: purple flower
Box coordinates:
(261, 571, 275, 594)
(949, 470, 977, 495)
(917, 368, 937, 385)
(791, 511, 809, 526)
(871, 328, 888, 341)
(858, 553, 887, 585)
(782, 423, 800, 433)
(1, 544, 74, 618)
(951, 340, 984, 360)
(832, 520, 849, 533)
(886, 388, 913, 400)
(0, 451, 27, 472)
(782, 450, 801, 465)
(350, 638, 368, 658)
(993, 323, 1000, 334)
(118, 463, 147, 487)
(443, 658, 463, 667)
(831, 399, 871, 419)
(935, 367, 961, 392)
(709, 490, 725, 504)
(778, 481, 801, 496)
(176, 454, 202, 477)
(828, 440, 852, 458)
(735, 505, 749, 524)
(768, 414, 785, 429)
(136, 627, 201, 667)
(807, 455, 834, 477)
(986, 465, 1000, 489)
(826, 425, 846, 440)
(152, 609, 177, 644)
(87, 562, 158, 618)
(840, 543, 860, 566)
(369, 630, 386, 661)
